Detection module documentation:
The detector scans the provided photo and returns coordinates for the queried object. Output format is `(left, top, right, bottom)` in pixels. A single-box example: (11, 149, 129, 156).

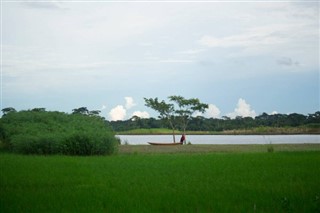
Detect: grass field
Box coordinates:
(1, 145, 320, 212)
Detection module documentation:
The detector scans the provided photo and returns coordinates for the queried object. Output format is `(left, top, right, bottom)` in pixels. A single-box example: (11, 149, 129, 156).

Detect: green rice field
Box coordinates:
(1, 144, 320, 212)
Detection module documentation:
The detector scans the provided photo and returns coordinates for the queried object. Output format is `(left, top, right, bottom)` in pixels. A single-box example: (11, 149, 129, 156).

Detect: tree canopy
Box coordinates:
(144, 96, 208, 142)
(169, 95, 208, 134)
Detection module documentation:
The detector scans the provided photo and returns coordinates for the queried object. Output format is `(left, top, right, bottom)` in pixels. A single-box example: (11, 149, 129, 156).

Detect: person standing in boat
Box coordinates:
(180, 134, 186, 144)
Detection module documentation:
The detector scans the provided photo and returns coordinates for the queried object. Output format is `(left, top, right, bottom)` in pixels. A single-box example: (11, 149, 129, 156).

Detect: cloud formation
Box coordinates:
(2, 2, 318, 115)
(132, 111, 150, 119)
(109, 97, 139, 121)
(227, 98, 256, 118)
(21, 2, 65, 10)
(125, 97, 136, 109)
(193, 104, 221, 118)
(199, 25, 287, 49)
(100, 105, 107, 111)
(109, 105, 126, 121)
(205, 104, 221, 118)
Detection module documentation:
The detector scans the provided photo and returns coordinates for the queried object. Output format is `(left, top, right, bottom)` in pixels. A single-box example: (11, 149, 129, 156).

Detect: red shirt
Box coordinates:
(180, 135, 186, 143)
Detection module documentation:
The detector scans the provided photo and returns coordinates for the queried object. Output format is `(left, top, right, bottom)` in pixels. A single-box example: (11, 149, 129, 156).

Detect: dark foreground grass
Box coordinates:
(1, 151, 320, 212)
(119, 143, 320, 154)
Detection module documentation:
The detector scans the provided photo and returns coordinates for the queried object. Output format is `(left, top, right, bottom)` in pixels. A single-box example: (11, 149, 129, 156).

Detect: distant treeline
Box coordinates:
(1, 107, 319, 134)
(110, 111, 320, 132)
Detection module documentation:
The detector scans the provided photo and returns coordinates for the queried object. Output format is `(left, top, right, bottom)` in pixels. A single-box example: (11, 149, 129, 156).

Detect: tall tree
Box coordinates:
(144, 96, 208, 143)
(1, 107, 16, 116)
(72, 107, 89, 115)
(169, 95, 208, 135)
(144, 97, 177, 142)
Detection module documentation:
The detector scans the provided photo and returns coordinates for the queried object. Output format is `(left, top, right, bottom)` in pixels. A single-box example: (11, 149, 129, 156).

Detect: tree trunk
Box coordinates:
(172, 128, 176, 143)
(183, 127, 186, 144)
(169, 121, 176, 143)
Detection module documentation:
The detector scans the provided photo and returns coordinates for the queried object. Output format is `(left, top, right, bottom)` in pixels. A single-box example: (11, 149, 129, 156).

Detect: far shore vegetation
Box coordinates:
(116, 126, 320, 135)
(116, 125, 320, 135)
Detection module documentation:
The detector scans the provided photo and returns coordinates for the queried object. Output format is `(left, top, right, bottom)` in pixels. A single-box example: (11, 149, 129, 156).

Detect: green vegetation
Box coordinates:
(118, 144, 320, 154)
(0, 109, 118, 155)
(144, 96, 208, 142)
(111, 111, 320, 134)
(117, 126, 319, 135)
(1, 149, 320, 212)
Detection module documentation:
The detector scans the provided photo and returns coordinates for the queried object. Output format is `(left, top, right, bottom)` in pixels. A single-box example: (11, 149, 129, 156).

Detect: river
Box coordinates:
(116, 134, 320, 145)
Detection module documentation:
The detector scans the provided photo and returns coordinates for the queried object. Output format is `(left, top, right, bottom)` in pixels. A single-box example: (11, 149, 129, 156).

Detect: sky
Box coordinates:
(1, 0, 319, 120)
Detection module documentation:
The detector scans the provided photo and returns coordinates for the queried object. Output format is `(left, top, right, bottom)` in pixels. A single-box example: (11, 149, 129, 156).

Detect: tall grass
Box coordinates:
(1, 152, 319, 212)
(0, 111, 118, 155)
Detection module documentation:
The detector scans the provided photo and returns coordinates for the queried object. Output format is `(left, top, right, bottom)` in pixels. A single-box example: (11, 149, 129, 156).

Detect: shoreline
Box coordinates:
(117, 133, 320, 136)
(118, 143, 320, 154)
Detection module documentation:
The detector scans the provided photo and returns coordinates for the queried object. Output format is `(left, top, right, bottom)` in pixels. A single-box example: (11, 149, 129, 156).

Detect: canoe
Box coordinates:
(148, 142, 182, 146)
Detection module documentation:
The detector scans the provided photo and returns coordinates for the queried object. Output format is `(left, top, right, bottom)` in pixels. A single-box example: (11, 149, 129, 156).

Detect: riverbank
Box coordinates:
(116, 126, 320, 135)
(118, 143, 320, 154)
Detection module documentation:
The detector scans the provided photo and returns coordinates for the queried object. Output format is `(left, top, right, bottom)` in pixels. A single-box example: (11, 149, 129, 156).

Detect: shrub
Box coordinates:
(267, 145, 274, 153)
(11, 135, 60, 155)
(0, 110, 118, 155)
(63, 134, 93, 155)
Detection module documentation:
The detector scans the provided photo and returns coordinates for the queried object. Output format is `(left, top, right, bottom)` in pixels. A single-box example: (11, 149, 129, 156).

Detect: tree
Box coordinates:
(287, 113, 307, 127)
(72, 107, 89, 115)
(32, 108, 46, 112)
(307, 111, 320, 123)
(144, 97, 177, 142)
(144, 96, 208, 143)
(168, 95, 208, 134)
(1, 107, 17, 116)
(88, 110, 101, 117)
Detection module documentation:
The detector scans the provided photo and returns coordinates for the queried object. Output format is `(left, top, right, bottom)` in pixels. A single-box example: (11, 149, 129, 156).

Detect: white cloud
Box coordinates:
(132, 111, 150, 119)
(109, 105, 126, 121)
(157, 59, 194, 64)
(205, 104, 221, 118)
(3, 2, 318, 115)
(177, 49, 205, 55)
(193, 104, 221, 118)
(21, 2, 66, 10)
(227, 98, 256, 118)
(199, 25, 287, 49)
(100, 105, 107, 111)
(125, 97, 136, 109)
(271, 111, 278, 115)
(198, 22, 318, 61)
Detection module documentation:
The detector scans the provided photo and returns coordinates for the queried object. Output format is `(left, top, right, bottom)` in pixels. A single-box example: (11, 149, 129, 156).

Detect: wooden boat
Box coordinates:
(148, 142, 182, 146)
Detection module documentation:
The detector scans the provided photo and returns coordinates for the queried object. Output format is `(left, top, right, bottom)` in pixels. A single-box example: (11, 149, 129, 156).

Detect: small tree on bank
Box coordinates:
(144, 96, 208, 143)
(169, 95, 208, 135)
(144, 98, 177, 142)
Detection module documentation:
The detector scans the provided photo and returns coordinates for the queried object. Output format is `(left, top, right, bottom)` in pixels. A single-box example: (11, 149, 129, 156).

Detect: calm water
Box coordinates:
(117, 135, 320, 145)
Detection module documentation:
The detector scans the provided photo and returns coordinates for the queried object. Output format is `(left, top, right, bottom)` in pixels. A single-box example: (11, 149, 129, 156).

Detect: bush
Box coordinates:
(0, 110, 118, 155)
(62, 134, 117, 156)
(11, 135, 60, 155)
(267, 145, 274, 153)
